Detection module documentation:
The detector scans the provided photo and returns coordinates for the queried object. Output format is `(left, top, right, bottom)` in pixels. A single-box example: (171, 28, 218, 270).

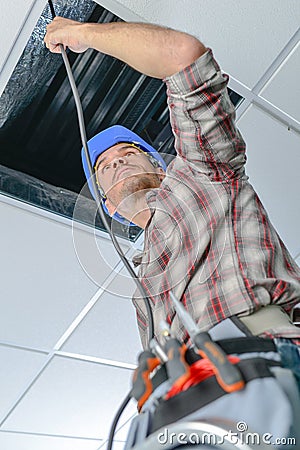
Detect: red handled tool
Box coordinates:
(160, 321, 191, 393)
(170, 292, 245, 393)
(131, 350, 160, 411)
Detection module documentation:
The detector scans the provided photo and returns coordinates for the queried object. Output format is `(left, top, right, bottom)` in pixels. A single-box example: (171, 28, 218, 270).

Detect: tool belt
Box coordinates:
(126, 314, 300, 450)
(146, 335, 278, 395)
(127, 339, 300, 450)
(238, 304, 300, 337)
(147, 337, 282, 432)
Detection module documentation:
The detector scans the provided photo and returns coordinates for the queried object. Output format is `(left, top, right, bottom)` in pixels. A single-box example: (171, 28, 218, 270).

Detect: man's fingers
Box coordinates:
(44, 17, 64, 53)
(44, 39, 61, 53)
(49, 43, 62, 53)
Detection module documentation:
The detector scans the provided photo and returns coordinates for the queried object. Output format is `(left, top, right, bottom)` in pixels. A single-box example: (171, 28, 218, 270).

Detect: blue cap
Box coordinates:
(81, 125, 166, 225)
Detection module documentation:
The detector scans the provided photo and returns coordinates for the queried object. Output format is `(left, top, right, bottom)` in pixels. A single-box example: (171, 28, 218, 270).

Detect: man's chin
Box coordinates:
(107, 174, 161, 214)
(122, 174, 161, 196)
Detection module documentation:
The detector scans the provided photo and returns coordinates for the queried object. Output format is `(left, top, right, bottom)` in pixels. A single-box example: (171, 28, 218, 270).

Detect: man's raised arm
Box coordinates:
(44, 17, 207, 79)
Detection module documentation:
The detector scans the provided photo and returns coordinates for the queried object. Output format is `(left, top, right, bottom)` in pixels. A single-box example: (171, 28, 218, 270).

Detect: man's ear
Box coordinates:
(105, 199, 117, 216)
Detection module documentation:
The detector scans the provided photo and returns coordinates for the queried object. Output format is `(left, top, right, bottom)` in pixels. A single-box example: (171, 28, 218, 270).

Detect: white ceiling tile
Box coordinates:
(62, 281, 142, 365)
(72, 223, 131, 288)
(98, 410, 147, 449)
(2, 356, 137, 441)
(260, 42, 300, 122)
(107, 265, 139, 297)
(0, 202, 99, 349)
(97, 440, 126, 450)
(237, 105, 300, 256)
(110, 413, 136, 445)
(96, 413, 137, 449)
(0, 346, 46, 421)
(0, 431, 102, 450)
(98, 0, 300, 88)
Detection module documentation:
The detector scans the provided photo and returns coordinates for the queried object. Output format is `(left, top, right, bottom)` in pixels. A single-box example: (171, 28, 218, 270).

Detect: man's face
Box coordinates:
(94, 143, 164, 217)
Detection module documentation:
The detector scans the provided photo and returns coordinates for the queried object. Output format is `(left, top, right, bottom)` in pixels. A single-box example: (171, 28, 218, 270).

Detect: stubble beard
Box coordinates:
(110, 173, 161, 210)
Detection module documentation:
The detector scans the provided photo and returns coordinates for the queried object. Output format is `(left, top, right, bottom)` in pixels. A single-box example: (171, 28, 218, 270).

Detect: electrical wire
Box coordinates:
(46, 0, 154, 344)
(107, 392, 132, 450)
(48, 0, 56, 18)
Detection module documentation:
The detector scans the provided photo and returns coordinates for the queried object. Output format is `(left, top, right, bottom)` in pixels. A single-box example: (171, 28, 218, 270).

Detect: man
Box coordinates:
(44, 17, 300, 386)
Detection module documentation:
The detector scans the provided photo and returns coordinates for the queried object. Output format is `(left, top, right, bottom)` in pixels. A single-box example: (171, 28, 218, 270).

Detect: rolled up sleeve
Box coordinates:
(164, 49, 246, 181)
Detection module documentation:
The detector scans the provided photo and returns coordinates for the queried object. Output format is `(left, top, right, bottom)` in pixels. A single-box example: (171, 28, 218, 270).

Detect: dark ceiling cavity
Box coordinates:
(0, 1, 243, 240)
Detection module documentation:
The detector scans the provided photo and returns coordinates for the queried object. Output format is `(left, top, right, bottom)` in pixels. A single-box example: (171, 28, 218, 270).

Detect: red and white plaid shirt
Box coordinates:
(132, 49, 300, 348)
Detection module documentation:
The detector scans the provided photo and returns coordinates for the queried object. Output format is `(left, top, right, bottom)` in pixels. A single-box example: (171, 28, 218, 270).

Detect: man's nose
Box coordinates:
(112, 156, 127, 169)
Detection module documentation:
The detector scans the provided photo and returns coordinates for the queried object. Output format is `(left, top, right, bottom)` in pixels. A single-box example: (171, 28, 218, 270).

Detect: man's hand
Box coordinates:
(44, 16, 89, 53)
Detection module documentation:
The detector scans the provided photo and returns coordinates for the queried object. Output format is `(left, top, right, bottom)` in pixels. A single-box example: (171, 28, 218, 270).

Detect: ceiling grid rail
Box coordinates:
(234, 27, 300, 134)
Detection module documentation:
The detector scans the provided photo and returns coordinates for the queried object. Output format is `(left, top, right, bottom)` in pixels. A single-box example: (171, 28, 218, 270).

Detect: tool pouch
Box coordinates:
(125, 337, 300, 450)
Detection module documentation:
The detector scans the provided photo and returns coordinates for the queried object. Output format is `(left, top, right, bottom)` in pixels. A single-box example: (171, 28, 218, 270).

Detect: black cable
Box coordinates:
(107, 392, 132, 450)
(46, 0, 155, 344)
(48, 0, 56, 18)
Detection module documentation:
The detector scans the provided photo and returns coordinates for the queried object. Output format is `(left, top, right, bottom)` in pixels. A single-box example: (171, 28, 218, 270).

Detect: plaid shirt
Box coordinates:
(132, 49, 300, 348)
